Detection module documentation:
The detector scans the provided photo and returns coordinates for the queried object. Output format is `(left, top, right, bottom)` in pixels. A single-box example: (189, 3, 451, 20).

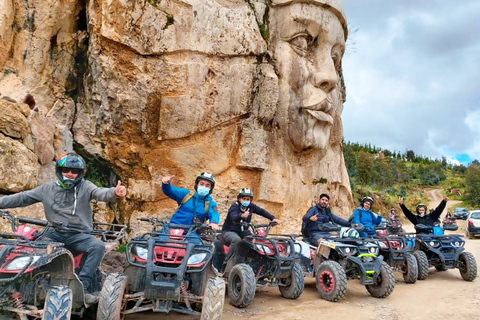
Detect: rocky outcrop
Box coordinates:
(0, 0, 353, 236)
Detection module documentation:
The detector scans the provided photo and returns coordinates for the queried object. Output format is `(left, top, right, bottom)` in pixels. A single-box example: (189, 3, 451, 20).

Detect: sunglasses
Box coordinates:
(60, 168, 81, 174)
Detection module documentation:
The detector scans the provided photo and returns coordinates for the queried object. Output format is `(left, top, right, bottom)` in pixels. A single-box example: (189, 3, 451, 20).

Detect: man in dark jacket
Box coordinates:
(302, 193, 350, 246)
(398, 196, 449, 226)
(0, 153, 126, 303)
(220, 188, 280, 271)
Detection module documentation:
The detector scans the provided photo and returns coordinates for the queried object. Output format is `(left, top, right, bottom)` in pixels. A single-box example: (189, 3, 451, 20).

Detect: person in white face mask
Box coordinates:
(398, 196, 449, 226)
(219, 188, 280, 272)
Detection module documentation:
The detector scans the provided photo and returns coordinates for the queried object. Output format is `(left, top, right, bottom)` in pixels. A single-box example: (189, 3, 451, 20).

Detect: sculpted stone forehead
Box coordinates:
(272, 0, 347, 39)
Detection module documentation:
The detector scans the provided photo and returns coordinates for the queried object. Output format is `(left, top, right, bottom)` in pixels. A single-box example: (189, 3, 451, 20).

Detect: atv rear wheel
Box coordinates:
(458, 251, 477, 281)
(402, 253, 418, 283)
(43, 286, 72, 320)
(365, 262, 395, 298)
(97, 273, 128, 320)
(414, 250, 429, 280)
(201, 277, 225, 320)
(279, 262, 304, 299)
(227, 263, 256, 308)
(315, 260, 347, 302)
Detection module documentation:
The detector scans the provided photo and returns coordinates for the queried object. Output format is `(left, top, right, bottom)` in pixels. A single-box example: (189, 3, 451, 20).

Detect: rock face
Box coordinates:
(0, 0, 353, 235)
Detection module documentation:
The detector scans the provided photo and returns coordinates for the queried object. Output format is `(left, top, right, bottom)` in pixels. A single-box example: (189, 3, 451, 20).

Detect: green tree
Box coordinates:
(356, 150, 374, 185)
(466, 162, 480, 206)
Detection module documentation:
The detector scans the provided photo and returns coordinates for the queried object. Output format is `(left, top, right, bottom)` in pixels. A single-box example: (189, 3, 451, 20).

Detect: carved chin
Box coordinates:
(288, 121, 332, 150)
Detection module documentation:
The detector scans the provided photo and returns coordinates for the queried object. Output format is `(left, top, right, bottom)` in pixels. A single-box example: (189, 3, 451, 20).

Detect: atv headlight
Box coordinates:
(187, 253, 208, 265)
(339, 247, 358, 255)
(428, 241, 440, 248)
(451, 241, 464, 247)
(369, 247, 379, 255)
(378, 241, 388, 249)
(4, 256, 40, 271)
(133, 245, 148, 260)
(255, 244, 272, 255)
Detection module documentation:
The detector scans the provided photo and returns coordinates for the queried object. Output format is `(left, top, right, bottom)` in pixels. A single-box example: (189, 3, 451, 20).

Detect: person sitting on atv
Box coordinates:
(302, 193, 349, 246)
(351, 196, 383, 238)
(398, 196, 449, 226)
(446, 211, 453, 219)
(389, 208, 399, 221)
(220, 188, 280, 272)
(0, 152, 127, 304)
(161, 172, 219, 231)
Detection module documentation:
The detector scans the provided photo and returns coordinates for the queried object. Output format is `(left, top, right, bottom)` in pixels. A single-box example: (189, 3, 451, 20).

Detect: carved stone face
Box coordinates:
(270, 3, 346, 151)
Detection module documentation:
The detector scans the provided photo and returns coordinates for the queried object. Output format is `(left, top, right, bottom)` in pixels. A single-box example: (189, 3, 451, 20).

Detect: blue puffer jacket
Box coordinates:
(161, 183, 219, 225)
(352, 207, 382, 237)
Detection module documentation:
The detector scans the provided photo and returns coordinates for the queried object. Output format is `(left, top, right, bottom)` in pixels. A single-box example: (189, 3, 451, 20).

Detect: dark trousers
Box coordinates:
(222, 231, 243, 265)
(43, 230, 105, 291)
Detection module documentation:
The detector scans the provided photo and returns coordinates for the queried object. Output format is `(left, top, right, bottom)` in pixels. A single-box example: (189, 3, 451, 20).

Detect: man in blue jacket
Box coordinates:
(352, 196, 383, 237)
(302, 193, 350, 246)
(161, 172, 219, 230)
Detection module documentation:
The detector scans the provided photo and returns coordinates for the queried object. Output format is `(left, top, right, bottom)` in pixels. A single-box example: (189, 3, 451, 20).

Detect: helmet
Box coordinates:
(194, 172, 215, 194)
(55, 153, 86, 189)
(416, 203, 427, 214)
(361, 196, 374, 206)
(390, 208, 396, 212)
(340, 228, 360, 239)
(237, 188, 254, 199)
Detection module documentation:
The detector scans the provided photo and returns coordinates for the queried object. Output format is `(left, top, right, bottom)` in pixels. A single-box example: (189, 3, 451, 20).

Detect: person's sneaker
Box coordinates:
(84, 291, 99, 304)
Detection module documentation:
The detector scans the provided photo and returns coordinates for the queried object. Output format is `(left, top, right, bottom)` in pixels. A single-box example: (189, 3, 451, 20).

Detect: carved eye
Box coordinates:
(288, 33, 313, 56)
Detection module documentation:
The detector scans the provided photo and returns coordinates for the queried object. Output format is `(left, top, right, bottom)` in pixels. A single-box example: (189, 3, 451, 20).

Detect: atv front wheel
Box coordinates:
(201, 277, 225, 320)
(458, 251, 477, 281)
(315, 260, 347, 302)
(97, 273, 128, 320)
(43, 286, 73, 320)
(402, 253, 418, 283)
(227, 263, 256, 308)
(365, 262, 395, 298)
(414, 250, 429, 280)
(279, 262, 304, 299)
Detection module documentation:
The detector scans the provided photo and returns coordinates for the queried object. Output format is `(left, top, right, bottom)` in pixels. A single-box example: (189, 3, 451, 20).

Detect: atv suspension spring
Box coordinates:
(180, 281, 192, 310)
(256, 266, 263, 278)
(11, 292, 25, 309)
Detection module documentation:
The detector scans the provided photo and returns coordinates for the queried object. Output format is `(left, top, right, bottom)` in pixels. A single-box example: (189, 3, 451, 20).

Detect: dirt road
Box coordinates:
(128, 190, 480, 320)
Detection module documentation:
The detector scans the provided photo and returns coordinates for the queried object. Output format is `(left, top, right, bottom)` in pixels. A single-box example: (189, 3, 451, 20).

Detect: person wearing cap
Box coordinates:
(161, 172, 219, 230)
(0, 152, 126, 303)
(220, 188, 280, 271)
(398, 196, 449, 226)
(352, 196, 383, 238)
(302, 193, 350, 246)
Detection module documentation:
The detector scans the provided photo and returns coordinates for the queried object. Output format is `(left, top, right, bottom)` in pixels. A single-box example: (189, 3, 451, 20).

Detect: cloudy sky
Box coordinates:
(341, 0, 480, 165)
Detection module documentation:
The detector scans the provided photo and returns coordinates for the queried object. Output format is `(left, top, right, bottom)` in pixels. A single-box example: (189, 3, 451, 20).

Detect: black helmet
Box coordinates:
(237, 188, 254, 199)
(361, 196, 374, 206)
(416, 203, 427, 214)
(195, 172, 215, 194)
(55, 153, 86, 189)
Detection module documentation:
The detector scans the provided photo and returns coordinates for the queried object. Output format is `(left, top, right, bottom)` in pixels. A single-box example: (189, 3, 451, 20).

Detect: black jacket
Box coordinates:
(302, 204, 350, 237)
(399, 200, 447, 226)
(222, 201, 275, 234)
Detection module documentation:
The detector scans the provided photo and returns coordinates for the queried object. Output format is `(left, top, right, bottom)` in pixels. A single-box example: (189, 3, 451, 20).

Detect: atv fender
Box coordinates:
(347, 255, 384, 285)
(427, 246, 465, 269)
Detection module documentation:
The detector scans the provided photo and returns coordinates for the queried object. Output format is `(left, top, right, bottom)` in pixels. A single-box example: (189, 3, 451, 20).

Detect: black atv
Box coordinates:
(111, 218, 225, 320)
(0, 209, 126, 320)
(375, 225, 418, 283)
(294, 223, 395, 302)
(412, 224, 477, 281)
(215, 221, 304, 308)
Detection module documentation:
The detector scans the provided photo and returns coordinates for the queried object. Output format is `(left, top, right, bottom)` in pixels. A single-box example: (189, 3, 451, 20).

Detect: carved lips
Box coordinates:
(302, 100, 334, 125)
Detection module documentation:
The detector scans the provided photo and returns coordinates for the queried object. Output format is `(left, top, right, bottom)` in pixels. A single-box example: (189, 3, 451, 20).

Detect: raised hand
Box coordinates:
(115, 180, 127, 197)
(161, 175, 175, 184)
(398, 197, 404, 205)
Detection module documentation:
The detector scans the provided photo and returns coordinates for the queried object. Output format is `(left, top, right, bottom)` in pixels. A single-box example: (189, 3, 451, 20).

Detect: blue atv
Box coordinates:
(412, 224, 477, 281)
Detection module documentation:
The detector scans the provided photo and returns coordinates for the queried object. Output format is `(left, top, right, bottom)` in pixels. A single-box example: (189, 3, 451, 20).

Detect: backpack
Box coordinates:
(179, 190, 210, 222)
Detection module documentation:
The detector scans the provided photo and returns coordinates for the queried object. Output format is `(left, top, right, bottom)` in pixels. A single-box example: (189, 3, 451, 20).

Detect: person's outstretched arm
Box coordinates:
(430, 196, 448, 221)
(398, 197, 417, 225)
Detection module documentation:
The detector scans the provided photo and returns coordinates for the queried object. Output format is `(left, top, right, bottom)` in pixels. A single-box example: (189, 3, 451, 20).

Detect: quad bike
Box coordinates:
(375, 226, 418, 283)
(442, 217, 458, 231)
(113, 218, 225, 320)
(412, 224, 477, 281)
(0, 209, 126, 320)
(294, 223, 395, 302)
(214, 221, 304, 308)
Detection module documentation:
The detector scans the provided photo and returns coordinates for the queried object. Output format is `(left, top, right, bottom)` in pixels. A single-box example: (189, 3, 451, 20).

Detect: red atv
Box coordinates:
(0, 209, 126, 320)
(215, 221, 304, 308)
(101, 218, 225, 320)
